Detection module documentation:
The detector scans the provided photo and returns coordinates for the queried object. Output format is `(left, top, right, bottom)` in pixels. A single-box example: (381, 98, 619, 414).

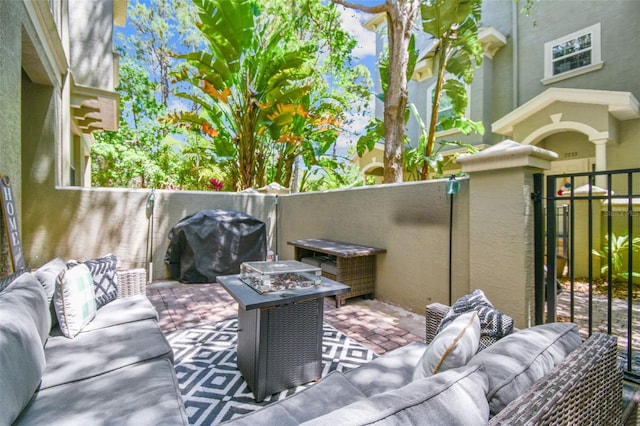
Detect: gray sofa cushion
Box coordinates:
(467, 321, 582, 415)
(344, 341, 426, 397)
(81, 295, 158, 332)
(34, 258, 66, 303)
(13, 358, 189, 426)
(226, 371, 367, 425)
(41, 318, 173, 389)
(34, 258, 67, 329)
(303, 364, 489, 426)
(2, 273, 51, 344)
(0, 276, 48, 426)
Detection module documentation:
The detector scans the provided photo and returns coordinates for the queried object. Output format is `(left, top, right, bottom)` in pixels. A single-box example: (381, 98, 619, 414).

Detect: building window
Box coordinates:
(543, 23, 603, 84)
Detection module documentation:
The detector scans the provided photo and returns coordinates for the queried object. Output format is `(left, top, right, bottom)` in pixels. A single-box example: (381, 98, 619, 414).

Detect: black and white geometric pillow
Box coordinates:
(437, 289, 514, 351)
(72, 254, 119, 309)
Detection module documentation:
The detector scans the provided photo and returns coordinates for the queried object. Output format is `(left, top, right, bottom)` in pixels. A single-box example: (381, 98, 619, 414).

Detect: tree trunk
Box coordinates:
(422, 40, 449, 180)
(382, 0, 420, 183)
(331, 0, 418, 184)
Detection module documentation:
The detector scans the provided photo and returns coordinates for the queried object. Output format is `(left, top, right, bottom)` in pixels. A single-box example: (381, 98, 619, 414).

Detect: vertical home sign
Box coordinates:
(1, 175, 25, 271)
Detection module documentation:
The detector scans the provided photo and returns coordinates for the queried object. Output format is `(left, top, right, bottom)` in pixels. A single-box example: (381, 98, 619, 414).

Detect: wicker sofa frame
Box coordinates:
(116, 268, 147, 298)
(426, 302, 627, 425)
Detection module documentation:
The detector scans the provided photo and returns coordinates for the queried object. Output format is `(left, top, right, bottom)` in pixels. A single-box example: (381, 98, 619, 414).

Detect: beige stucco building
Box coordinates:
(0, 0, 126, 273)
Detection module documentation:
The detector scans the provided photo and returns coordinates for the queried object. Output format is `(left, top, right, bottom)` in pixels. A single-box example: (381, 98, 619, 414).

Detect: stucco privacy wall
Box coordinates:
(458, 140, 557, 328)
(22, 188, 277, 280)
(277, 180, 471, 315)
(21, 179, 470, 317)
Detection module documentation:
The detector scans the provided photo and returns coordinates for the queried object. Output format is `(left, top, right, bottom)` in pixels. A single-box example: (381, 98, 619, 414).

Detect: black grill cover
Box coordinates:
(165, 210, 267, 283)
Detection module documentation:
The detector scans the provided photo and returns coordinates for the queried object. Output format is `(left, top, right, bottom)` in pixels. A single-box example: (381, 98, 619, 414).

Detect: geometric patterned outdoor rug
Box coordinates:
(167, 319, 378, 425)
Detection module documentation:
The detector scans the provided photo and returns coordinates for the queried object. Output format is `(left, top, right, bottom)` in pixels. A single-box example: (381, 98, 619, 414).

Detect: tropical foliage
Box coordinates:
(165, 0, 369, 191)
(333, 0, 421, 183)
(348, 0, 484, 182)
(418, 0, 484, 179)
(91, 58, 179, 188)
(93, 0, 369, 192)
(592, 232, 640, 282)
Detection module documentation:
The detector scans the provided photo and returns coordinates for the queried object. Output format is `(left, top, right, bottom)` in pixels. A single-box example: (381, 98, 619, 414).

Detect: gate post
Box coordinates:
(457, 140, 557, 328)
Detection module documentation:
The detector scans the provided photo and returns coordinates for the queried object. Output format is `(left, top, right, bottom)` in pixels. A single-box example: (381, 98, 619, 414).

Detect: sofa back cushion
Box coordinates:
(0, 275, 48, 426)
(1, 273, 51, 344)
(34, 257, 67, 329)
(467, 322, 582, 416)
(303, 365, 489, 426)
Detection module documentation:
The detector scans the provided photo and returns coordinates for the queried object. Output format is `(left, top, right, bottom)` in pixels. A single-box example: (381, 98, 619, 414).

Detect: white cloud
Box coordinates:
(337, 6, 377, 61)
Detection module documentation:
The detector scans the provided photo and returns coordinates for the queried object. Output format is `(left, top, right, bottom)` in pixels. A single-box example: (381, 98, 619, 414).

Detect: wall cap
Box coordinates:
(457, 140, 558, 173)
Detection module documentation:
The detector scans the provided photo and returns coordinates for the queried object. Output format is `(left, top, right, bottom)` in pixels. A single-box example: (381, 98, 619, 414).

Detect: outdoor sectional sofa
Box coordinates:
(0, 259, 189, 426)
(225, 299, 624, 425)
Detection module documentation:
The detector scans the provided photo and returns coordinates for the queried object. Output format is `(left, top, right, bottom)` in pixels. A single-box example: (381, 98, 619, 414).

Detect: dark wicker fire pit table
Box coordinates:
(217, 272, 349, 402)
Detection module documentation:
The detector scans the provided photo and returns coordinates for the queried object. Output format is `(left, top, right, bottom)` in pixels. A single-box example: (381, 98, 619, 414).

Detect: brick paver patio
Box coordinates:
(147, 281, 424, 355)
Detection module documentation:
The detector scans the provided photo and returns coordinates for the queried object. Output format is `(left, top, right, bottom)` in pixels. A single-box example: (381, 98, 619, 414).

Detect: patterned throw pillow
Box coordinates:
(437, 289, 514, 351)
(70, 254, 119, 308)
(54, 264, 97, 338)
(413, 311, 480, 380)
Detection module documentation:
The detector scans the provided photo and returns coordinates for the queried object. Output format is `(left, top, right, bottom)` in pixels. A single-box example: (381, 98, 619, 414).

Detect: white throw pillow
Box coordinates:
(54, 264, 97, 338)
(413, 311, 480, 380)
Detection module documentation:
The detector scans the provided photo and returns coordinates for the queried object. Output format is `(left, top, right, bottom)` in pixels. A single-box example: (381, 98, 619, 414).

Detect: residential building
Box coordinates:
(0, 0, 125, 274)
(359, 0, 640, 186)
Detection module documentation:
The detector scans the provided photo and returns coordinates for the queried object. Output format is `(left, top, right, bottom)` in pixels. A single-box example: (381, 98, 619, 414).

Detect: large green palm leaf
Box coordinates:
(169, 0, 316, 190)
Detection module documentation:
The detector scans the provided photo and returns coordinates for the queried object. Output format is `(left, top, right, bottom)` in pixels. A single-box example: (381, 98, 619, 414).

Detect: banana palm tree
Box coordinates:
(167, 0, 317, 190)
(420, 0, 484, 179)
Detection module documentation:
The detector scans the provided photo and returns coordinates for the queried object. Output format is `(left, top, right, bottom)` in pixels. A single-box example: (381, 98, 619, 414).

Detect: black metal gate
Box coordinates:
(533, 168, 639, 382)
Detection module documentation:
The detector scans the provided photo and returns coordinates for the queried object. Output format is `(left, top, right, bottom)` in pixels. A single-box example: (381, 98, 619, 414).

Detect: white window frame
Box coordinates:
(543, 23, 603, 85)
(426, 76, 470, 137)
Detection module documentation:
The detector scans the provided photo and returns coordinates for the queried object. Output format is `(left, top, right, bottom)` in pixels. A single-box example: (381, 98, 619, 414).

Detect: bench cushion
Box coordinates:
(13, 358, 188, 426)
(42, 318, 173, 389)
(34, 258, 67, 330)
(81, 295, 158, 332)
(1, 273, 51, 344)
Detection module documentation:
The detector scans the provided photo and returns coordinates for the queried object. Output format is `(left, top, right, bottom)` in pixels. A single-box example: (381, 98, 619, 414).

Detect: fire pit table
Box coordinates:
(217, 262, 349, 402)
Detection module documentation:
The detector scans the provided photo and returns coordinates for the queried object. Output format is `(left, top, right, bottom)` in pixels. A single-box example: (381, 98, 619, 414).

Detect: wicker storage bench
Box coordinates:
(116, 268, 147, 298)
(288, 239, 386, 307)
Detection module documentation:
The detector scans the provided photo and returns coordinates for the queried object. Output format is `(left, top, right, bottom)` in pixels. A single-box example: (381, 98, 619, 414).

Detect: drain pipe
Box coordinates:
(512, 2, 519, 109)
(145, 189, 156, 283)
(446, 175, 460, 305)
(274, 195, 279, 261)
